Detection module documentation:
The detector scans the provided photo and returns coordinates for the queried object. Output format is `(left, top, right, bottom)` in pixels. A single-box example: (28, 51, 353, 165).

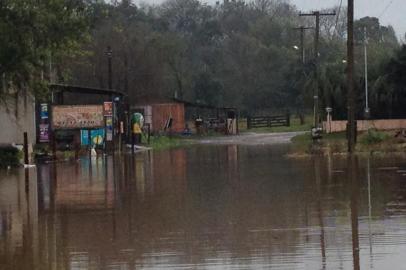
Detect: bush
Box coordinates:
(360, 129, 389, 145)
(0, 146, 22, 168)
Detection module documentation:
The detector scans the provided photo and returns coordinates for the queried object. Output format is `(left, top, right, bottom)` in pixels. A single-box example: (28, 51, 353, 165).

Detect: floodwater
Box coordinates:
(1, 144, 406, 269)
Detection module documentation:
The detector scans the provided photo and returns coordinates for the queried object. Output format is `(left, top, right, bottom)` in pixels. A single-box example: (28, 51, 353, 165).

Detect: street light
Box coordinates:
(105, 46, 113, 90)
(293, 45, 299, 50)
(326, 107, 333, 133)
(363, 27, 370, 119)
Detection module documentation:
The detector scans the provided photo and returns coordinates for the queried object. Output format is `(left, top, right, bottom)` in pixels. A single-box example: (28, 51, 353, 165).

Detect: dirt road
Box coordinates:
(197, 132, 306, 145)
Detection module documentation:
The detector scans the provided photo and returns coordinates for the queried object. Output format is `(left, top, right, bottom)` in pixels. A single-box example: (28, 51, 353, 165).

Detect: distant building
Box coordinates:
(132, 97, 186, 134)
(130, 96, 185, 133)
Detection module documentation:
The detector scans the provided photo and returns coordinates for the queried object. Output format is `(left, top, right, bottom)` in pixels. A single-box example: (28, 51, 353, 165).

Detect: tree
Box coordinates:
(0, 0, 92, 104)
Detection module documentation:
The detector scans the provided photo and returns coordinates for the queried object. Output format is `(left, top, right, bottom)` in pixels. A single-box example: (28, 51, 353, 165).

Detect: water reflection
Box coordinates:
(1, 146, 406, 269)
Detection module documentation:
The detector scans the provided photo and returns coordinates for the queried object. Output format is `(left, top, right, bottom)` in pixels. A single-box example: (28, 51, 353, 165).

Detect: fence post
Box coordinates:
(23, 132, 29, 165)
(88, 129, 92, 160)
(51, 130, 57, 160)
(299, 112, 305, 125)
(247, 116, 251, 130)
(131, 132, 135, 154)
(286, 111, 291, 127)
(147, 123, 151, 144)
(236, 111, 239, 134)
(267, 117, 271, 128)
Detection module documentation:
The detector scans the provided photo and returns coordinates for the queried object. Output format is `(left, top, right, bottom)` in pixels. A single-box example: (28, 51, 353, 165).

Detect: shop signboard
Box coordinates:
(103, 102, 113, 116)
(52, 105, 104, 129)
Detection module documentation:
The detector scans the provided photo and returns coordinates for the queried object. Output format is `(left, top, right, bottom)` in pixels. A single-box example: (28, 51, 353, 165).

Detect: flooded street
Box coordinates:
(1, 144, 406, 269)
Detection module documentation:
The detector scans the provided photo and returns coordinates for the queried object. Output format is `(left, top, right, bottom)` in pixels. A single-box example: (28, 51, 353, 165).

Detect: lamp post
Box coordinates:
(363, 27, 370, 119)
(105, 46, 113, 90)
(326, 107, 332, 134)
(105, 46, 114, 152)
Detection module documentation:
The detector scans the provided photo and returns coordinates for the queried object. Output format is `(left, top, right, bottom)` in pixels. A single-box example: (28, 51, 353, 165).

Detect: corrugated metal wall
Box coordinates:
(152, 103, 185, 133)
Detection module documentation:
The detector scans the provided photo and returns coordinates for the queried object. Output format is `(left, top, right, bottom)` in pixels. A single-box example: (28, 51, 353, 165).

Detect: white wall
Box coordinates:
(0, 93, 36, 145)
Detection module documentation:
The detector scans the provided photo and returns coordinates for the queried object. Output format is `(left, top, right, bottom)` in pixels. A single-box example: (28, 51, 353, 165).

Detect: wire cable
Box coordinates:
(379, 0, 395, 19)
(333, 0, 343, 37)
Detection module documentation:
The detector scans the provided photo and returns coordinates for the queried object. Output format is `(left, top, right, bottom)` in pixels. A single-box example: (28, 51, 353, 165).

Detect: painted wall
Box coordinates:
(0, 94, 36, 146)
(323, 119, 406, 133)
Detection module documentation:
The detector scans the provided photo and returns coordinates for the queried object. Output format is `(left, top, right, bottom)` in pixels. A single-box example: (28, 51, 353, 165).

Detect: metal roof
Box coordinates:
(50, 84, 125, 97)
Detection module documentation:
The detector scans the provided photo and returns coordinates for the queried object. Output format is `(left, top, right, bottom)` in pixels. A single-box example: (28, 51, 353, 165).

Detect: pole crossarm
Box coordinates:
(299, 12, 336, 17)
(293, 26, 314, 30)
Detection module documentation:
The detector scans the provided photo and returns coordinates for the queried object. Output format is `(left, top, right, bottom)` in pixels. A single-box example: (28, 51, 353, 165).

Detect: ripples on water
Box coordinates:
(1, 145, 406, 269)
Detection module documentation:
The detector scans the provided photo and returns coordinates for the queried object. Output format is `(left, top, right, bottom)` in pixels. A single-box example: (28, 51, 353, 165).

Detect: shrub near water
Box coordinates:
(360, 129, 390, 145)
(0, 146, 22, 168)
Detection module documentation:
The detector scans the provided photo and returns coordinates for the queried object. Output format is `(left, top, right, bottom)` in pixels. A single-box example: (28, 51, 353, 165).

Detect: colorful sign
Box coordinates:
(105, 116, 113, 141)
(40, 103, 49, 119)
(103, 102, 113, 116)
(80, 129, 105, 146)
(39, 124, 50, 142)
(52, 105, 104, 129)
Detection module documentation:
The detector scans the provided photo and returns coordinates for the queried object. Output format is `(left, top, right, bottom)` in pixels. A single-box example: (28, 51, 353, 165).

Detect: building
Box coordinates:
(132, 97, 186, 134)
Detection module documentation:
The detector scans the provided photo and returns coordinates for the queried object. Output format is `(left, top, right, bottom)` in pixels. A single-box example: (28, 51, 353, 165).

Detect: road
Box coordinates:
(197, 131, 306, 145)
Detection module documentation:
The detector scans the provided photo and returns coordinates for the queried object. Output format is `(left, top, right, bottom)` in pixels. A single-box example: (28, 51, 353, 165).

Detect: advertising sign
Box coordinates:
(80, 129, 105, 146)
(105, 116, 113, 141)
(103, 102, 113, 116)
(39, 124, 50, 142)
(40, 103, 49, 119)
(52, 105, 104, 129)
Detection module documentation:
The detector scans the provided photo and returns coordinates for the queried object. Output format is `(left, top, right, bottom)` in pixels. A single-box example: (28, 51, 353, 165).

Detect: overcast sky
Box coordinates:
(135, 0, 406, 39)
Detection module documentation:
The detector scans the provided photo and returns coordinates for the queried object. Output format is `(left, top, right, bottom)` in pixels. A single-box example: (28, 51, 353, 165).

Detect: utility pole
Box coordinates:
(293, 26, 313, 64)
(364, 26, 370, 119)
(300, 11, 336, 128)
(106, 46, 113, 90)
(105, 46, 114, 152)
(347, 0, 356, 152)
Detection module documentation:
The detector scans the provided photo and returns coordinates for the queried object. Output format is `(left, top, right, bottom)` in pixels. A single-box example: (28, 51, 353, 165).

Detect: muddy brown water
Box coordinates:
(1, 144, 406, 269)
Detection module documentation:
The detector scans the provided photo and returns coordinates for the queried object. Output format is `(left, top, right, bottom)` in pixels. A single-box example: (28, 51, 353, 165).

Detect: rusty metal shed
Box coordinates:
(132, 97, 186, 134)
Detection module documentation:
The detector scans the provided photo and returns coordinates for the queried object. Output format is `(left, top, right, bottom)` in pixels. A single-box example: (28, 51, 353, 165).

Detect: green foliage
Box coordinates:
(1, 0, 397, 119)
(0, 146, 22, 168)
(0, 0, 92, 102)
(360, 129, 390, 145)
(148, 135, 191, 150)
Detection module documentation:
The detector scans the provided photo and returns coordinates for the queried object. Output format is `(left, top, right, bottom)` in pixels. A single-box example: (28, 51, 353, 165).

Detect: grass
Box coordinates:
(289, 129, 406, 157)
(145, 135, 194, 151)
(240, 115, 313, 133)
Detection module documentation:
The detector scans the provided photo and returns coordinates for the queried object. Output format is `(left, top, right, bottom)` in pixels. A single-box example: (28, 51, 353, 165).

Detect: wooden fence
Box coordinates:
(247, 114, 290, 129)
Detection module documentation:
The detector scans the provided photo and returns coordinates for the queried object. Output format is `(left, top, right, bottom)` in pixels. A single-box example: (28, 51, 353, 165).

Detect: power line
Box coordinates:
(333, 0, 343, 36)
(379, 0, 395, 19)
